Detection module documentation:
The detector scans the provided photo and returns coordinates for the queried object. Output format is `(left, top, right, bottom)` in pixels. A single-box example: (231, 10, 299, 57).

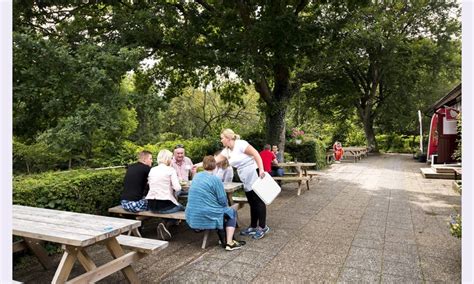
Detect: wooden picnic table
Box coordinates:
(277, 162, 317, 176)
(13, 205, 167, 283)
(181, 182, 243, 205)
(275, 162, 317, 195)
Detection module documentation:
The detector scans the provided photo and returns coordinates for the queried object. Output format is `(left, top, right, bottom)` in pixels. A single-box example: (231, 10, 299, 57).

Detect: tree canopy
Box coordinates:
(12, 0, 461, 172)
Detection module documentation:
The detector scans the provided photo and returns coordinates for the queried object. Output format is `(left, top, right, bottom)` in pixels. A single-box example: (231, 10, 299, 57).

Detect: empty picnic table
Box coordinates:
(13, 205, 168, 283)
(275, 162, 317, 195)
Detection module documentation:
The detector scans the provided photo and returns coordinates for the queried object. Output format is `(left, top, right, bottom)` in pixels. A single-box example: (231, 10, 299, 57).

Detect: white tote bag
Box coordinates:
(251, 174, 281, 205)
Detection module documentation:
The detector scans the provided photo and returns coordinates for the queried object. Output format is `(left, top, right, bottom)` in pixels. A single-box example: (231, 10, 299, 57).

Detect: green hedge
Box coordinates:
(376, 134, 419, 153)
(116, 138, 222, 166)
(13, 169, 125, 215)
(285, 139, 328, 169)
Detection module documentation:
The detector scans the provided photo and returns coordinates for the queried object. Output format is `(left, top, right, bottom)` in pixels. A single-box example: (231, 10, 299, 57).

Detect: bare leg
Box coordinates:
(225, 226, 235, 244)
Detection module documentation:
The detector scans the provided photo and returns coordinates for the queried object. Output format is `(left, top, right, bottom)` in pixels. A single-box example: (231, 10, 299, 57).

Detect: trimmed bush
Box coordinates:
(13, 169, 125, 215)
(285, 139, 328, 169)
(376, 134, 418, 153)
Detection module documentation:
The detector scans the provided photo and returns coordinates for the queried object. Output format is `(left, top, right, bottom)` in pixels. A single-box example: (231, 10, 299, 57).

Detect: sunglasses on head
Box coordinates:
(175, 144, 185, 149)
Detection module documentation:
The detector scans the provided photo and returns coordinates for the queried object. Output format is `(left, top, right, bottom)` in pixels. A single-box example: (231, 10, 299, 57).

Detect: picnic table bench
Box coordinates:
(109, 182, 245, 249)
(274, 162, 317, 196)
(109, 202, 243, 249)
(13, 205, 167, 284)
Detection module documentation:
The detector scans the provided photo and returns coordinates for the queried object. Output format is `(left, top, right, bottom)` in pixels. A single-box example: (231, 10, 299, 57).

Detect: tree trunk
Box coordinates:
(264, 102, 288, 155)
(255, 65, 292, 156)
(360, 112, 378, 153)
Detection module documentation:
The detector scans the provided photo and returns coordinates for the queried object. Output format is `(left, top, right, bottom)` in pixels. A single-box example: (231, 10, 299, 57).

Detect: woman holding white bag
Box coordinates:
(214, 128, 270, 240)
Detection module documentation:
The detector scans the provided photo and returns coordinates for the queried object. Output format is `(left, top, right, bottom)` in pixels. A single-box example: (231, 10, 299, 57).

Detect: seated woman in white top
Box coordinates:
(145, 149, 184, 214)
(213, 155, 234, 183)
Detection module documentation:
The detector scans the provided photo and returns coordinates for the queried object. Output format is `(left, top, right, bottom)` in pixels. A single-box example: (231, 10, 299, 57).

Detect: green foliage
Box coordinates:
(244, 131, 267, 151)
(285, 140, 328, 169)
(452, 113, 461, 162)
(376, 134, 418, 153)
(113, 138, 223, 166)
(13, 138, 63, 173)
(159, 87, 262, 139)
(13, 169, 125, 215)
(449, 214, 461, 239)
(303, 1, 460, 151)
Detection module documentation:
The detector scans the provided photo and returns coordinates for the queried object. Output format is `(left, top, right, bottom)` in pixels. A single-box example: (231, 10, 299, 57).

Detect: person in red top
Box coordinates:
(333, 141, 344, 163)
(259, 144, 277, 173)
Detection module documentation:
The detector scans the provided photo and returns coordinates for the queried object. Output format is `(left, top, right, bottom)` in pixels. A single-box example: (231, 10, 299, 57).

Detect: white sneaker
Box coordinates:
(157, 223, 171, 240)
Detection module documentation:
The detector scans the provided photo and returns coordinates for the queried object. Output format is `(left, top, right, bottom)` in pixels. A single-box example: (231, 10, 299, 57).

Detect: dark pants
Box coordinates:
(245, 190, 266, 228)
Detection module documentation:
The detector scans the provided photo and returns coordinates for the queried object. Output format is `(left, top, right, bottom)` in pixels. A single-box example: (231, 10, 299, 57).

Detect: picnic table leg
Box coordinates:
(226, 192, 234, 206)
(51, 246, 78, 284)
(131, 227, 142, 238)
(77, 249, 97, 271)
(23, 237, 53, 270)
(105, 237, 141, 284)
(297, 181, 303, 196)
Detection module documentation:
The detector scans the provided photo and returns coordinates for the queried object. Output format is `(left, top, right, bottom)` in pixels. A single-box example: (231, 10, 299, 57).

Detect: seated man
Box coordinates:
(271, 145, 284, 177)
(171, 144, 196, 182)
(259, 144, 276, 174)
(120, 150, 153, 213)
(185, 155, 246, 251)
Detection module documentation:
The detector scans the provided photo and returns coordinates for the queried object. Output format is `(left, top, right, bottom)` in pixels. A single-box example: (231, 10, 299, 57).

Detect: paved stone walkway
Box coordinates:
(13, 153, 461, 283)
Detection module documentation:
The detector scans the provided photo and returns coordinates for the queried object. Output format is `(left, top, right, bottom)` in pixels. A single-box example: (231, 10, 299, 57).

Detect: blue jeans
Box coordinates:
(155, 204, 185, 214)
(271, 168, 284, 177)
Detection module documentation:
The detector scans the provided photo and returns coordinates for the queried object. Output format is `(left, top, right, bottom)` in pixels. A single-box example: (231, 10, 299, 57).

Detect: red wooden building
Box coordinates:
(426, 83, 461, 164)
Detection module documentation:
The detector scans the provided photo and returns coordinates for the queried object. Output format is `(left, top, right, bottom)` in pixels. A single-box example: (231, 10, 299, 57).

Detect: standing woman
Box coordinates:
(215, 128, 269, 239)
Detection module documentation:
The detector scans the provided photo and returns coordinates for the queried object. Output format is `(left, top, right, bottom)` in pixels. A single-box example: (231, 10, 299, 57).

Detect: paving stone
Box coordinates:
(420, 256, 461, 282)
(351, 237, 384, 250)
(337, 267, 381, 283)
(354, 229, 385, 242)
(344, 247, 383, 272)
(13, 154, 461, 283)
(187, 256, 228, 272)
(254, 271, 314, 283)
(382, 260, 423, 279)
(310, 251, 347, 266)
(219, 261, 260, 282)
(381, 273, 424, 283)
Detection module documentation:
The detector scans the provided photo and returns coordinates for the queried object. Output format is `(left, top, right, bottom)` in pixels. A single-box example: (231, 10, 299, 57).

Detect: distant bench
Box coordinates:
(109, 202, 245, 249)
(342, 147, 368, 162)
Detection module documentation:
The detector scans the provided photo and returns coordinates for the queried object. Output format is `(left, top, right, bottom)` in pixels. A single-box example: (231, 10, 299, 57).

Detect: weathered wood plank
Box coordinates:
(105, 237, 141, 284)
(116, 235, 168, 254)
(13, 240, 27, 253)
(14, 205, 139, 229)
(14, 219, 94, 246)
(66, 251, 142, 284)
(51, 246, 78, 284)
(108, 206, 186, 220)
(272, 176, 310, 181)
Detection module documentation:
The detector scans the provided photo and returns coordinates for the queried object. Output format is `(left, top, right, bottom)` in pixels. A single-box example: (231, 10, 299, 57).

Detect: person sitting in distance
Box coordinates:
(213, 152, 234, 183)
(120, 150, 153, 213)
(171, 144, 196, 182)
(146, 149, 185, 240)
(271, 145, 284, 177)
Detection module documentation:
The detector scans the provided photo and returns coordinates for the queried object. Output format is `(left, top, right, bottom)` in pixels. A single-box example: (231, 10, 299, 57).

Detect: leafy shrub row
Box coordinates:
(13, 169, 125, 215)
(376, 134, 420, 153)
(285, 140, 328, 169)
